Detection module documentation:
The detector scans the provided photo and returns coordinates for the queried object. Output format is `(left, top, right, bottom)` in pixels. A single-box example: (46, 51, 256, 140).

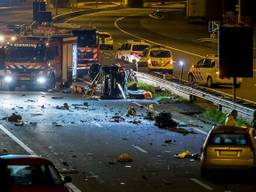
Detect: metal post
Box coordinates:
(238, 0, 241, 24)
(180, 65, 184, 81)
(233, 76, 237, 102)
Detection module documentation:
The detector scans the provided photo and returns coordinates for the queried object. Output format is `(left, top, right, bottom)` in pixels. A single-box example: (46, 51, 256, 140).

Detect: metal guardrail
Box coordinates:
(135, 72, 256, 120)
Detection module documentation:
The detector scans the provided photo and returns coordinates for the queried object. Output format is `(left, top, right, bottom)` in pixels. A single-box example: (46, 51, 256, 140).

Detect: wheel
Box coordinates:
(188, 74, 194, 83)
(207, 77, 213, 88)
(235, 83, 241, 88)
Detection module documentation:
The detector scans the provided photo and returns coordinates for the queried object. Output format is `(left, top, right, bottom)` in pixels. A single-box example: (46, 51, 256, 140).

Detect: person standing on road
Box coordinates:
(225, 109, 238, 126)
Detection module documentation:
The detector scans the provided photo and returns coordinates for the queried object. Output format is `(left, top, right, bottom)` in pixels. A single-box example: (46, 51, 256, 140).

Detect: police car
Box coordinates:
(97, 31, 113, 49)
(116, 40, 150, 64)
(138, 46, 173, 73)
(188, 55, 242, 88)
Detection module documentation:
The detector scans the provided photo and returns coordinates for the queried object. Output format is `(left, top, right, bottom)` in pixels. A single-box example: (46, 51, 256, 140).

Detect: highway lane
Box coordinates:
(0, 91, 212, 192)
(66, 8, 256, 103)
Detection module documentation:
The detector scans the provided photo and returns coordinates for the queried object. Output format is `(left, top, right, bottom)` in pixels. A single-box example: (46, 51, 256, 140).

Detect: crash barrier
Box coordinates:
(30, 4, 121, 28)
(135, 71, 256, 121)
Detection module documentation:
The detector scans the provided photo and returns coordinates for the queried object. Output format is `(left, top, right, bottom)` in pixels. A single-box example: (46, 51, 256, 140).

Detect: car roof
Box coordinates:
(211, 125, 251, 134)
(126, 40, 150, 45)
(149, 47, 171, 52)
(205, 54, 218, 60)
(0, 154, 53, 165)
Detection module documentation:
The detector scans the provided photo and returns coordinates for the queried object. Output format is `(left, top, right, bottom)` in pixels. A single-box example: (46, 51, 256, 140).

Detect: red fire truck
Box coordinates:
(0, 35, 65, 90)
(72, 29, 101, 78)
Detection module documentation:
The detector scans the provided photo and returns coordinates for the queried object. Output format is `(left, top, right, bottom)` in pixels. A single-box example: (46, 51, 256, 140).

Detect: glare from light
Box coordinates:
(37, 77, 46, 84)
(179, 60, 184, 67)
(4, 76, 12, 83)
(11, 36, 16, 41)
(0, 35, 5, 42)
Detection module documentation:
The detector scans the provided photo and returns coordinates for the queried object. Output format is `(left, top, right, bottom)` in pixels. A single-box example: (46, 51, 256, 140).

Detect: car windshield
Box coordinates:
(132, 44, 149, 51)
(99, 34, 110, 38)
(7, 164, 62, 186)
(150, 50, 171, 58)
(6, 46, 46, 62)
(209, 133, 249, 146)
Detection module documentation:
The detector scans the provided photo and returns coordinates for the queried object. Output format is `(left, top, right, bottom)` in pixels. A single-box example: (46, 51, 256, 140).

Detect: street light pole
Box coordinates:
(179, 61, 184, 81)
(55, 0, 58, 15)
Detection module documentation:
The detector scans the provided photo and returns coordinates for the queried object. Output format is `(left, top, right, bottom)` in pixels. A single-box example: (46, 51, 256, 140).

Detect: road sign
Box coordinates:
(208, 21, 220, 33)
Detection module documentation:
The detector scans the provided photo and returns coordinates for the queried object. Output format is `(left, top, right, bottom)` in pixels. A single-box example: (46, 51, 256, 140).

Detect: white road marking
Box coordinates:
(0, 125, 36, 155)
(132, 144, 148, 153)
(89, 171, 104, 183)
(114, 16, 204, 58)
(190, 178, 213, 191)
(0, 124, 82, 192)
(93, 122, 103, 128)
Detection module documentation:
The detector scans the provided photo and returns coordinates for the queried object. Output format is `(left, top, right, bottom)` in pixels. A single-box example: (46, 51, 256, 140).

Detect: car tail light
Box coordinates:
(148, 59, 151, 65)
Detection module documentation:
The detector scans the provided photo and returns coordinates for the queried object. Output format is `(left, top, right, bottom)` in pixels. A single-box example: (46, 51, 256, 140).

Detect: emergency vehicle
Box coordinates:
(73, 29, 101, 77)
(188, 55, 242, 88)
(116, 40, 150, 64)
(138, 46, 173, 73)
(0, 33, 77, 91)
(97, 31, 113, 49)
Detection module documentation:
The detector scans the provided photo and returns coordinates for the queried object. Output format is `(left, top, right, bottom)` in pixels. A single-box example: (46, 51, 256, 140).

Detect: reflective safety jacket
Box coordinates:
(224, 115, 237, 127)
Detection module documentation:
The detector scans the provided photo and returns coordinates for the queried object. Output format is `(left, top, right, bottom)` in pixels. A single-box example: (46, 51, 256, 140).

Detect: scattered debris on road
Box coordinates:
(155, 112, 177, 128)
(56, 103, 69, 110)
(111, 116, 125, 122)
(117, 153, 133, 163)
(51, 96, 63, 99)
(4, 113, 24, 126)
(127, 106, 136, 116)
(174, 150, 191, 159)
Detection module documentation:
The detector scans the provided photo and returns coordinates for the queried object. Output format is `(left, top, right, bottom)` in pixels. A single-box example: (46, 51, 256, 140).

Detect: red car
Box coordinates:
(0, 155, 72, 192)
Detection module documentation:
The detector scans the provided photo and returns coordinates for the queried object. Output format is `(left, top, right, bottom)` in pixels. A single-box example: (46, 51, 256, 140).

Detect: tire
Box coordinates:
(188, 74, 194, 83)
(235, 83, 241, 88)
(207, 77, 213, 88)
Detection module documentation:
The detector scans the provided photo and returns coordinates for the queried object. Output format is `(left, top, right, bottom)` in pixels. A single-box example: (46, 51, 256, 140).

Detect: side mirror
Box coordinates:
(63, 176, 72, 183)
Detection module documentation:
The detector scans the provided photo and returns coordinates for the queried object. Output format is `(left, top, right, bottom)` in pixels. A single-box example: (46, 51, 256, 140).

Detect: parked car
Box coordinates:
(200, 126, 256, 178)
(138, 46, 173, 73)
(97, 31, 113, 49)
(188, 54, 242, 88)
(116, 40, 150, 64)
(0, 155, 72, 192)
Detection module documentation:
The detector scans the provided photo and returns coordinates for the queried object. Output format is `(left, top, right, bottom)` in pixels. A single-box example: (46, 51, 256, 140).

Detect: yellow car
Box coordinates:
(200, 125, 256, 178)
(97, 31, 113, 49)
(138, 46, 173, 74)
(188, 54, 242, 88)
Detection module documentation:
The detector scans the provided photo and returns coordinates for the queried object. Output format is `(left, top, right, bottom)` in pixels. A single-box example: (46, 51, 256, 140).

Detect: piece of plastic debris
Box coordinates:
(155, 112, 177, 128)
(127, 106, 136, 116)
(174, 150, 191, 159)
(117, 153, 133, 163)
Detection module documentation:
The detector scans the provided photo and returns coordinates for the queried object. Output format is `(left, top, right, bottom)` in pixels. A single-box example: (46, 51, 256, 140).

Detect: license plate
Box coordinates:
(219, 150, 238, 156)
(20, 77, 30, 80)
